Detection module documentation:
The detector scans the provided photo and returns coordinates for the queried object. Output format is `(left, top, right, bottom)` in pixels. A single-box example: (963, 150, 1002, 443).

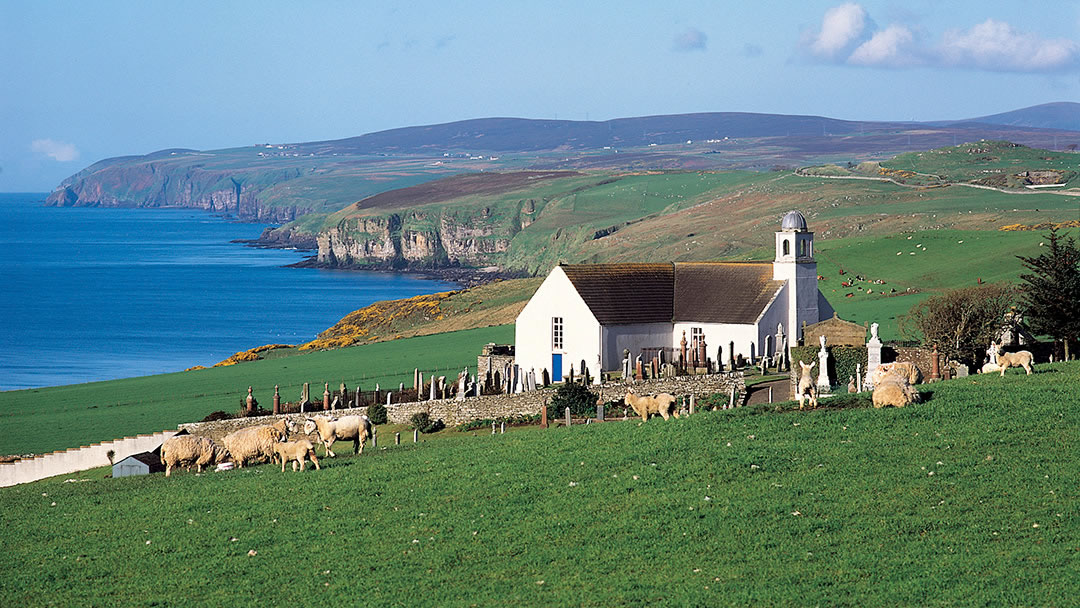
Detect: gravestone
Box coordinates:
(816, 335, 830, 393)
(273, 385, 280, 415)
(565, 407, 571, 427)
(865, 322, 882, 388)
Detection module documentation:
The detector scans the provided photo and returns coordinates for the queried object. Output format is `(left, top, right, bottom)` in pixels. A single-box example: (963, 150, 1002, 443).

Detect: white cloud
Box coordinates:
(808, 3, 869, 60)
(803, 5, 1080, 73)
(672, 27, 708, 52)
(31, 139, 80, 162)
(849, 24, 918, 67)
(939, 19, 1080, 71)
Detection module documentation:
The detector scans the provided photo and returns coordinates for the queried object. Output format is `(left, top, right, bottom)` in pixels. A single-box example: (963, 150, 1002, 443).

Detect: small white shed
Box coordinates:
(112, 451, 165, 478)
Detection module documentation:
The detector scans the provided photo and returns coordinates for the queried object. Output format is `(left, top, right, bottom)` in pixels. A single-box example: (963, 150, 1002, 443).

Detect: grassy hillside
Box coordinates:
(302, 278, 541, 349)
(279, 141, 1080, 276)
(2, 363, 1076, 606)
(0, 325, 513, 456)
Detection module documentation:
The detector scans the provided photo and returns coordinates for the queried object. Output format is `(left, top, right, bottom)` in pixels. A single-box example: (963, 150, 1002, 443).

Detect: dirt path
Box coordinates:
(744, 378, 790, 406)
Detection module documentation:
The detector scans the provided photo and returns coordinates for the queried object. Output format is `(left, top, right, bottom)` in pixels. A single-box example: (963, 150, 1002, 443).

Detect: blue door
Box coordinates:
(552, 353, 563, 382)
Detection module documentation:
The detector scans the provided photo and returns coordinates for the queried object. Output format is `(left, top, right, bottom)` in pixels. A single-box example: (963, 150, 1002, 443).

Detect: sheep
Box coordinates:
(623, 390, 679, 422)
(872, 376, 920, 408)
(160, 435, 227, 477)
(303, 415, 372, 457)
(797, 360, 817, 410)
(868, 361, 921, 387)
(223, 419, 289, 468)
(996, 348, 1033, 376)
(272, 439, 321, 472)
(871, 364, 921, 408)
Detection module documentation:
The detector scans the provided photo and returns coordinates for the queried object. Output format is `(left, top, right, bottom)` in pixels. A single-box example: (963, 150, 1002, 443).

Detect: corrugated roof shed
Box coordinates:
(560, 263, 674, 325)
(673, 262, 783, 324)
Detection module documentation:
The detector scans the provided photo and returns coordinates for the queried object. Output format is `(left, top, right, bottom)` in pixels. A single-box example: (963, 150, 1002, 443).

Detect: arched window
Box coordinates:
(799, 239, 807, 257)
(783, 239, 790, 256)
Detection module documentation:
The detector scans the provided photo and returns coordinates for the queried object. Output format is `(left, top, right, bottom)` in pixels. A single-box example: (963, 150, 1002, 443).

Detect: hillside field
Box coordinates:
(1, 363, 1076, 606)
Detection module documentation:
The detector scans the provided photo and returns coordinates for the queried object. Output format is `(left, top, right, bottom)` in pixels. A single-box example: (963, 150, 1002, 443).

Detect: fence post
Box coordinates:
(395, 432, 400, 445)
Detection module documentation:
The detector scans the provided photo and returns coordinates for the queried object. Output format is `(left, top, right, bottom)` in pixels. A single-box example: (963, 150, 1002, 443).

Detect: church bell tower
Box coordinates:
(773, 210, 819, 342)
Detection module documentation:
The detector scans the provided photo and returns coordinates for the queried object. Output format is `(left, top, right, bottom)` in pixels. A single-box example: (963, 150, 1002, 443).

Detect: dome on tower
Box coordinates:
(780, 210, 808, 231)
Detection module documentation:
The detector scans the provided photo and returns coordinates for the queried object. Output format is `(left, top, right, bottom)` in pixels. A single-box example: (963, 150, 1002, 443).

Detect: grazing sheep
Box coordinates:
(223, 420, 289, 468)
(304, 415, 372, 457)
(871, 365, 921, 408)
(623, 390, 679, 422)
(996, 348, 1033, 376)
(868, 361, 921, 387)
(797, 360, 817, 410)
(161, 435, 227, 477)
(272, 439, 320, 472)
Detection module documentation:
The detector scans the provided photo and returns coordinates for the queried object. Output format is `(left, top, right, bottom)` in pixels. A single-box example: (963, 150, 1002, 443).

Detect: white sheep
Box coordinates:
(304, 415, 372, 457)
(161, 435, 227, 477)
(623, 390, 678, 422)
(871, 364, 921, 408)
(996, 348, 1033, 376)
(272, 439, 320, 472)
(797, 360, 817, 410)
(223, 419, 290, 468)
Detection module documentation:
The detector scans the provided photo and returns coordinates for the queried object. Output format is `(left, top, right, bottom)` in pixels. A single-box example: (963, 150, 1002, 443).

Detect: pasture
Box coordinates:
(0, 325, 513, 456)
(1, 362, 1076, 606)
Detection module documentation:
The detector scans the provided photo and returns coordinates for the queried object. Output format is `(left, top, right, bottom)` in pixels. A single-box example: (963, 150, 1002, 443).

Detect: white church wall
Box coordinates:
(756, 282, 790, 359)
(514, 267, 601, 382)
(602, 323, 675, 370)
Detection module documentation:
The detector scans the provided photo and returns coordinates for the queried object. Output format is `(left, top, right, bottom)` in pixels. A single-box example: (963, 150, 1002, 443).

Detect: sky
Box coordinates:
(3, 0, 1080, 191)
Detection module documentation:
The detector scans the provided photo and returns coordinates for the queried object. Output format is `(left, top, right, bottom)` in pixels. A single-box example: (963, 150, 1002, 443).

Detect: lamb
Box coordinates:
(304, 415, 372, 457)
(623, 390, 679, 422)
(160, 435, 227, 477)
(272, 439, 320, 472)
(996, 348, 1033, 376)
(797, 360, 817, 410)
(223, 419, 290, 468)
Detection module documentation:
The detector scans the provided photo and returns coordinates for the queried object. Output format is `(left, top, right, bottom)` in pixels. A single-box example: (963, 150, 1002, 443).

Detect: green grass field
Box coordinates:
(814, 229, 1049, 340)
(2, 362, 1076, 606)
(0, 325, 513, 456)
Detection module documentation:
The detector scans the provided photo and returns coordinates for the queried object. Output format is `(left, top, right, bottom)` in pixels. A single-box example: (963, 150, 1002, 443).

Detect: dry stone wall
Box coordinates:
(180, 372, 745, 437)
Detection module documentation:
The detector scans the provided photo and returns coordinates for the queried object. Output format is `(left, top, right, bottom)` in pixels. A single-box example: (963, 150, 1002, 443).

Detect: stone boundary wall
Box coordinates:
(181, 372, 745, 437)
(3, 373, 745, 486)
(0, 430, 181, 488)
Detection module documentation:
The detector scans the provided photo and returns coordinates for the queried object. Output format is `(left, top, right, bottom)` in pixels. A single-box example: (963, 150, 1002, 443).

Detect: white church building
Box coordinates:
(514, 210, 834, 382)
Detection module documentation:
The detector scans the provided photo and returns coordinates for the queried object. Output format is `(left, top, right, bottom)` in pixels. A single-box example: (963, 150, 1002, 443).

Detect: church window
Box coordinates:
(691, 327, 703, 346)
(783, 239, 790, 256)
(552, 317, 564, 350)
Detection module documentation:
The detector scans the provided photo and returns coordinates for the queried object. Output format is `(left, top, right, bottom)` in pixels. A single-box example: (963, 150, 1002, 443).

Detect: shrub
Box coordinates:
(201, 410, 234, 422)
(410, 412, 445, 434)
(549, 382, 599, 417)
(367, 400, 388, 425)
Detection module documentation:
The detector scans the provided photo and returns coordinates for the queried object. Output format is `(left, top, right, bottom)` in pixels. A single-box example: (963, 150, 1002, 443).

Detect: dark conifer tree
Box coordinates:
(1017, 227, 1080, 360)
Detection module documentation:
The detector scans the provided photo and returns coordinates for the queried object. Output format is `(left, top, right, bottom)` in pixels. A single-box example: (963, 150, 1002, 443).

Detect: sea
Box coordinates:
(0, 193, 457, 391)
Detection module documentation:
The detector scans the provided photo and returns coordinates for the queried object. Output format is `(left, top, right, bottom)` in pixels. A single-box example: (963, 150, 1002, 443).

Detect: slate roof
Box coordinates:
(559, 261, 784, 326)
(673, 262, 784, 324)
(560, 263, 674, 325)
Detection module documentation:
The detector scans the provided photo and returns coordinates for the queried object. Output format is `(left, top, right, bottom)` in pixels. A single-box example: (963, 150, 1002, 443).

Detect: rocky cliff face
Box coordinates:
(45, 159, 311, 224)
(314, 206, 521, 270)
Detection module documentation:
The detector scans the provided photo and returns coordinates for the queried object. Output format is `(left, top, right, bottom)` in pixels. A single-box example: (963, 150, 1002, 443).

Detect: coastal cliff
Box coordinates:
(313, 204, 531, 270)
(44, 153, 316, 223)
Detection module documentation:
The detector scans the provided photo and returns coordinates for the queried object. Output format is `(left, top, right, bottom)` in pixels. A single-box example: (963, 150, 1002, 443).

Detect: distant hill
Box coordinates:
(46, 107, 1080, 224)
(946, 102, 1080, 133)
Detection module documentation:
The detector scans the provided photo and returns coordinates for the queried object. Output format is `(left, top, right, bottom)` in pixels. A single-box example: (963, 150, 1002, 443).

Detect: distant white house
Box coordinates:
(514, 210, 834, 382)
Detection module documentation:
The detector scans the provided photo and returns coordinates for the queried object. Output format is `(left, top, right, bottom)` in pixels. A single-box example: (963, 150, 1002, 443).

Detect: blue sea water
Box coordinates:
(0, 193, 457, 390)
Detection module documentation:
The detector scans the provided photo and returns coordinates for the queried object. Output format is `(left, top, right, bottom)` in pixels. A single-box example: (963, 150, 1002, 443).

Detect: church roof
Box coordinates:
(559, 262, 784, 326)
(673, 262, 785, 324)
(561, 263, 674, 325)
(781, 210, 808, 231)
